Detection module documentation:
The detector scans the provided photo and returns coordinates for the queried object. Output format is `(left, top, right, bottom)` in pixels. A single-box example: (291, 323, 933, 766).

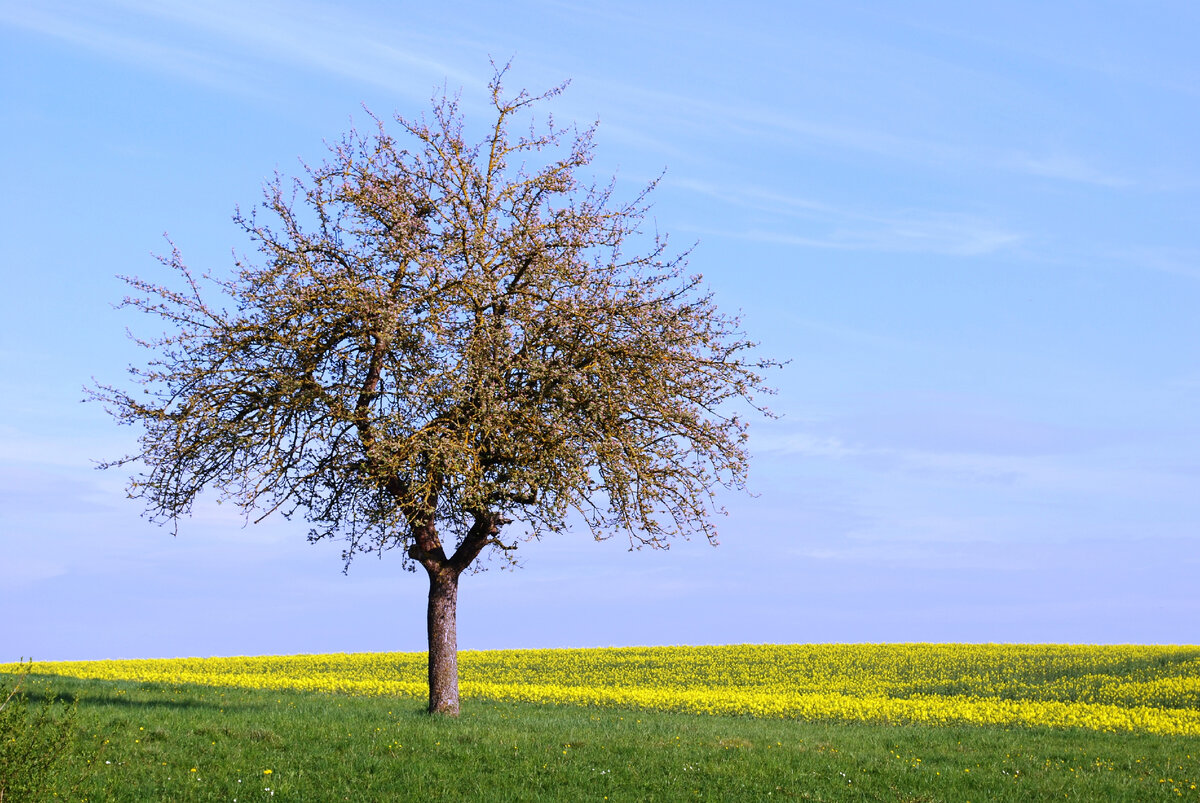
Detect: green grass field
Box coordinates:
(12, 672, 1200, 801)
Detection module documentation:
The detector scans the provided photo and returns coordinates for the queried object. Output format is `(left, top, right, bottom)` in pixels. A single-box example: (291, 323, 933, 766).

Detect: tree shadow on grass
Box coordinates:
(18, 675, 269, 714)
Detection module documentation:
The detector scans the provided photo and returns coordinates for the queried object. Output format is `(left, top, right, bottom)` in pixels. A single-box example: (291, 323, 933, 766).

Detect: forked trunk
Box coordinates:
(425, 565, 461, 715)
(414, 511, 498, 715)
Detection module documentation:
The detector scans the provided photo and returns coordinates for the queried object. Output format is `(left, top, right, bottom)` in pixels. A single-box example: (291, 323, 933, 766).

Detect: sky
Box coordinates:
(2, 0, 1198, 662)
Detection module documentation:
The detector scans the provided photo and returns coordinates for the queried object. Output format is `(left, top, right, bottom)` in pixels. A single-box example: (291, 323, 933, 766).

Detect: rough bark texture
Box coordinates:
(424, 565, 461, 715)
(409, 512, 496, 714)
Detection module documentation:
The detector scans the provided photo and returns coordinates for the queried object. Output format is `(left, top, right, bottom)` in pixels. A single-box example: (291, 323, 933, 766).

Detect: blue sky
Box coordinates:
(2, 0, 1198, 662)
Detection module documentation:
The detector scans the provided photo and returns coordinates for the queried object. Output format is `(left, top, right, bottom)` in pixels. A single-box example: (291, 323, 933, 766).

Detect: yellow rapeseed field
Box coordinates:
(6, 644, 1199, 736)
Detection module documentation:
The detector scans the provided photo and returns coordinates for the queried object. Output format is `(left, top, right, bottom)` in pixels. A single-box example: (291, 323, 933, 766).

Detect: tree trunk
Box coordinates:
(411, 510, 499, 716)
(424, 564, 461, 715)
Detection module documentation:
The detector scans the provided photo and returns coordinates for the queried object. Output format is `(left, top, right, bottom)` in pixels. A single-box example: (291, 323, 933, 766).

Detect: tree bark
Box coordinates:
(424, 564, 461, 715)
(412, 511, 500, 716)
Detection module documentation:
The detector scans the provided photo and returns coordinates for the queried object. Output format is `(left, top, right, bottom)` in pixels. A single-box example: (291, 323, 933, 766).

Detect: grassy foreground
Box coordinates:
(13, 673, 1200, 801)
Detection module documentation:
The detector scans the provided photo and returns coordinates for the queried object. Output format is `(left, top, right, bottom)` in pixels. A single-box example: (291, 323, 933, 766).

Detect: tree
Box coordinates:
(91, 64, 778, 715)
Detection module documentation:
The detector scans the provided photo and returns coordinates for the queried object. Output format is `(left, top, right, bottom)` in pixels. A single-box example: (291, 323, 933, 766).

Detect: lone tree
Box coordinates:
(91, 65, 778, 715)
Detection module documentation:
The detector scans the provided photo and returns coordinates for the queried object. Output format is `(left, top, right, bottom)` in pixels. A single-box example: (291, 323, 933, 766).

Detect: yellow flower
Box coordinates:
(10, 644, 1200, 736)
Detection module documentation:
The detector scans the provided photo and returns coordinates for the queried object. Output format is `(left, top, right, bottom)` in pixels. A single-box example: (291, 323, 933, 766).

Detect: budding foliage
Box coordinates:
(91, 66, 778, 574)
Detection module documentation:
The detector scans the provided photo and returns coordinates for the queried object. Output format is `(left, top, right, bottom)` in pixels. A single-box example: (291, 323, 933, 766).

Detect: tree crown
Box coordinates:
(92, 65, 779, 572)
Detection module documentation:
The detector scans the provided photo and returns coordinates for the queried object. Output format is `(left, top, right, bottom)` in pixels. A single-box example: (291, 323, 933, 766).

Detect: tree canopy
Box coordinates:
(92, 64, 779, 713)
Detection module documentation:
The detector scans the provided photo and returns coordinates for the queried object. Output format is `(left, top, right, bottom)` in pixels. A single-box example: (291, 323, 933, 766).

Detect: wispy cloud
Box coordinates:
(673, 177, 1024, 257)
(2, 1, 249, 91)
(791, 536, 1032, 570)
(734, 217, 1022, 257)
(0, 556, 68, 589)
(784, 317, 919, 353)
(744, 106, 971, 168)
(760, 428, 1200, 506)
(2, 0, 475, 98)
(585, 75, 976, 173)
(1005, 152, 1131, 188)
(899, 9, 1200, 101)
(764, 432, 1024, 485)
(670, 178, 835, 218)
(1167, 375, 1200, 391)
(1113, 246, 1200, 280)
(122, 0, 477, 89)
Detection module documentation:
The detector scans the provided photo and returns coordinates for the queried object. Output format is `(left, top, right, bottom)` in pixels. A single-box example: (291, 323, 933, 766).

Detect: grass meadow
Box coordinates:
(4, 644, 1199, 801)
